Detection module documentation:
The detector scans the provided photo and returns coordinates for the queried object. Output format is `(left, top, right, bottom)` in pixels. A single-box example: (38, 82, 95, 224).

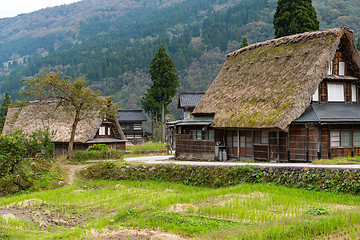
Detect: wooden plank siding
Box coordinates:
(175, 134, 215, 160)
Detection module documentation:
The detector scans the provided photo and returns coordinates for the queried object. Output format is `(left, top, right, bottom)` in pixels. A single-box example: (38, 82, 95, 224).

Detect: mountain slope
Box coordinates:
(0, 0, 359, 118)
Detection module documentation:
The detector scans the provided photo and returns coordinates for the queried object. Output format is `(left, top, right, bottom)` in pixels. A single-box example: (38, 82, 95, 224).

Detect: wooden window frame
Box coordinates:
(330, 130, 355, 148)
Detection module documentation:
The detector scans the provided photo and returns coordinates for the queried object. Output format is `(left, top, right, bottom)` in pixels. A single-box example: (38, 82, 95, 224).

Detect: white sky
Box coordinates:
(0, 0, 81, 19)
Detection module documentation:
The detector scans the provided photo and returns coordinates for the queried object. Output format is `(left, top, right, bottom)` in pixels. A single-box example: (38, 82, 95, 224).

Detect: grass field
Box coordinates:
(1, 180, 360, 239)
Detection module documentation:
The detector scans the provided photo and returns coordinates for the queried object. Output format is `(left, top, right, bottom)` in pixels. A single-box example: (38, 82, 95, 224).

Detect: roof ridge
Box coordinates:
(227, 27, 350, 58)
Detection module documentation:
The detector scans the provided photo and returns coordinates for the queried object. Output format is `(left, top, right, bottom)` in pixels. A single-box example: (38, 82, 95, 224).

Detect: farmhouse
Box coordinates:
(2, 100, 127, 156)
(178, 92, 205, 119)
(174, 27, 360, 162)
(118, 109, 151, 144)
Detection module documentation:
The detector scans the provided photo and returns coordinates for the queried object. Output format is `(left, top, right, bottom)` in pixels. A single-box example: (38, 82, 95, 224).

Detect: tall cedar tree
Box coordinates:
(240, 37, 249, 48)
(148, 44, 179, 143)
(273, 0, 319, 38)
(0, 92, 11, 132)
(22, 71, 122, 160)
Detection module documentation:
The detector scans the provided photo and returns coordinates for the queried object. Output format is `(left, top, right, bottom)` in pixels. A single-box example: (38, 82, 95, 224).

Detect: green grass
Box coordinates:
(126, 142, 167, 154)
(1, 180, 360, 239)
(312, 156, 360, 165)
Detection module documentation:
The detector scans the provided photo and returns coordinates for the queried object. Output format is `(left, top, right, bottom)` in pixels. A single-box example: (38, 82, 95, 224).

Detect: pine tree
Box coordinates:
(147, 44, 179, 143)
(0, 92, 11, 132)
(273, 0, 319, 38)
(240, 37, 249, 48)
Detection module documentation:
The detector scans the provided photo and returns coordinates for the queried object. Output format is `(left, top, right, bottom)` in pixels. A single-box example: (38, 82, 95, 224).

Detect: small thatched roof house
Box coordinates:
(2, 101, 127, 156)
(175, 27, 360, 162)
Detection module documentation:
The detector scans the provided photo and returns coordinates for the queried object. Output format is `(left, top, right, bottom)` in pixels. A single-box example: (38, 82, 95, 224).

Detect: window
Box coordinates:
(254, 131, 268, 144)
(341, 131, 351, 147)
(99, 126, 106, 135)
(331, 130, 352, 148)
(354, 131, 360, 147)
(352, 84, 357, 102)
(209, 130, 214, 141)
(108, 127, 111, 136)
(312, 87, 319, 101)
(339, 62, 345, 76)
(330, 131, 340, 147)
(327, 84, 344, 102)
(184, 111, 191, 119)
(328, 62, 333, 75)
(134, 123, 142, 130)
(191, 130, 214, 141)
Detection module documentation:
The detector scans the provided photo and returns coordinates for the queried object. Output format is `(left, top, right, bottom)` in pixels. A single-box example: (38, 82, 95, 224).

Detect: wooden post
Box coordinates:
(237, 129, 240, 160)
(306, 127, 309, 162)
(317, 125, 322, 159)
(277, 131, 280, 161)
(287, 131, 290, 161)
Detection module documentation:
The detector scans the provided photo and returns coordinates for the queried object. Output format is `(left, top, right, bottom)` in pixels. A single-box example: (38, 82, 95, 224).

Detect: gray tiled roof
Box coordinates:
(118, 110, 147, 121)
(178, 92, 205, 108)
(293, 103, 360, 123)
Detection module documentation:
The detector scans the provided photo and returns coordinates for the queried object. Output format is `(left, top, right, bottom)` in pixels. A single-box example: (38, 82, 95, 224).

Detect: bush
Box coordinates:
(87, 144, 109, 151)
(126, 142, 166, 154)
(72, 149, 125, 163)
(0, 128, 57, 196)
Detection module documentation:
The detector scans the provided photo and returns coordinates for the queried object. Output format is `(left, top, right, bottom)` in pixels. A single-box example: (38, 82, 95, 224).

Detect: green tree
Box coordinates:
(0, 92, 11, 132)
(356, 38, 360, 51)
(22, 71, 121, 160)
(240, 36, 249, 48)
(273, 0, 319, 38)
(148, 45, 179, 143)
(141, 87, 162, 141)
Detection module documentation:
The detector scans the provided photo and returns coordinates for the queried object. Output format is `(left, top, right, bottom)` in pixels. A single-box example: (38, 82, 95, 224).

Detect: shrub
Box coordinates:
(0, 128, 57, 196)
(126, 142, 166, 154)
(72, 149, 125, 163)
(87, 144, 109, 151)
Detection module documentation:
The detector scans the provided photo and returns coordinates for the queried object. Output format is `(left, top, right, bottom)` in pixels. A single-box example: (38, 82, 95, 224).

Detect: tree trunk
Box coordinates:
(67, 108, 81, 160)
(155, 112, 158, 142)
(161, 103, 165, 144)
(151, 112, 154, 142)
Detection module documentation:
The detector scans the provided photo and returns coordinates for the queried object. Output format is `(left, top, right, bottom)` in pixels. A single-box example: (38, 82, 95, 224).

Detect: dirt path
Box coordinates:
(60, 164, 89, 185)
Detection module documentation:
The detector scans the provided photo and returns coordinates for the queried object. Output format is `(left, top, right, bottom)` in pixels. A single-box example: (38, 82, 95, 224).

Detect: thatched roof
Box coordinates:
(193, 27, 360, 131)
(2, 101, 118, 143)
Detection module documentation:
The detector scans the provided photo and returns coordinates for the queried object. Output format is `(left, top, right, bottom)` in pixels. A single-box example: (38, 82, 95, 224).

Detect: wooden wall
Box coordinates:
(175, 134, 215, 160)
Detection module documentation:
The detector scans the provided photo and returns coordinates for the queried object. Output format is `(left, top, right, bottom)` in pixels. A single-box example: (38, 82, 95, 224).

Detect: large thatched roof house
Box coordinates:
(2, 101, 127, 156)
(174, 27, 360, 162)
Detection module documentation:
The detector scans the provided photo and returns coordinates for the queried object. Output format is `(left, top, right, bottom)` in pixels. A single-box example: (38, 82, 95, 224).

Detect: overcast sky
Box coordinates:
(0, 0, 81, 19)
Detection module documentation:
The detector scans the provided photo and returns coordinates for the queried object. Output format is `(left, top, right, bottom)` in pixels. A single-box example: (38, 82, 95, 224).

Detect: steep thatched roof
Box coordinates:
(193, 27, 360, 131)
(2, 101, 107, 143)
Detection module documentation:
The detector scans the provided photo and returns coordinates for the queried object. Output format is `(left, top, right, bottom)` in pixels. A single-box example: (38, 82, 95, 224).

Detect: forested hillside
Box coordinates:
(0, 0, 359, 117)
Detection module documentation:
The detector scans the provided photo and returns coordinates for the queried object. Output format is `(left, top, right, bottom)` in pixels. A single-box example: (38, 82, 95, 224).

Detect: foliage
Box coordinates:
(2, 180, 360, 239)
(72, 149, 124, 163)
(312, 156, 360, 165)
(305, 205, 331, 215)
(240, 36, 249, 48)
(87, 144, 109, 151)
(145, 44, 179, 143)
(273, 0, 320, 38)
(0, 92, 11, 132)
(126, 141, 166, 154)
(357, 38, 360, 51)
(21, 71, 118, 159)
(0, 129, 57, 196)
(1, 0, 360, 120)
